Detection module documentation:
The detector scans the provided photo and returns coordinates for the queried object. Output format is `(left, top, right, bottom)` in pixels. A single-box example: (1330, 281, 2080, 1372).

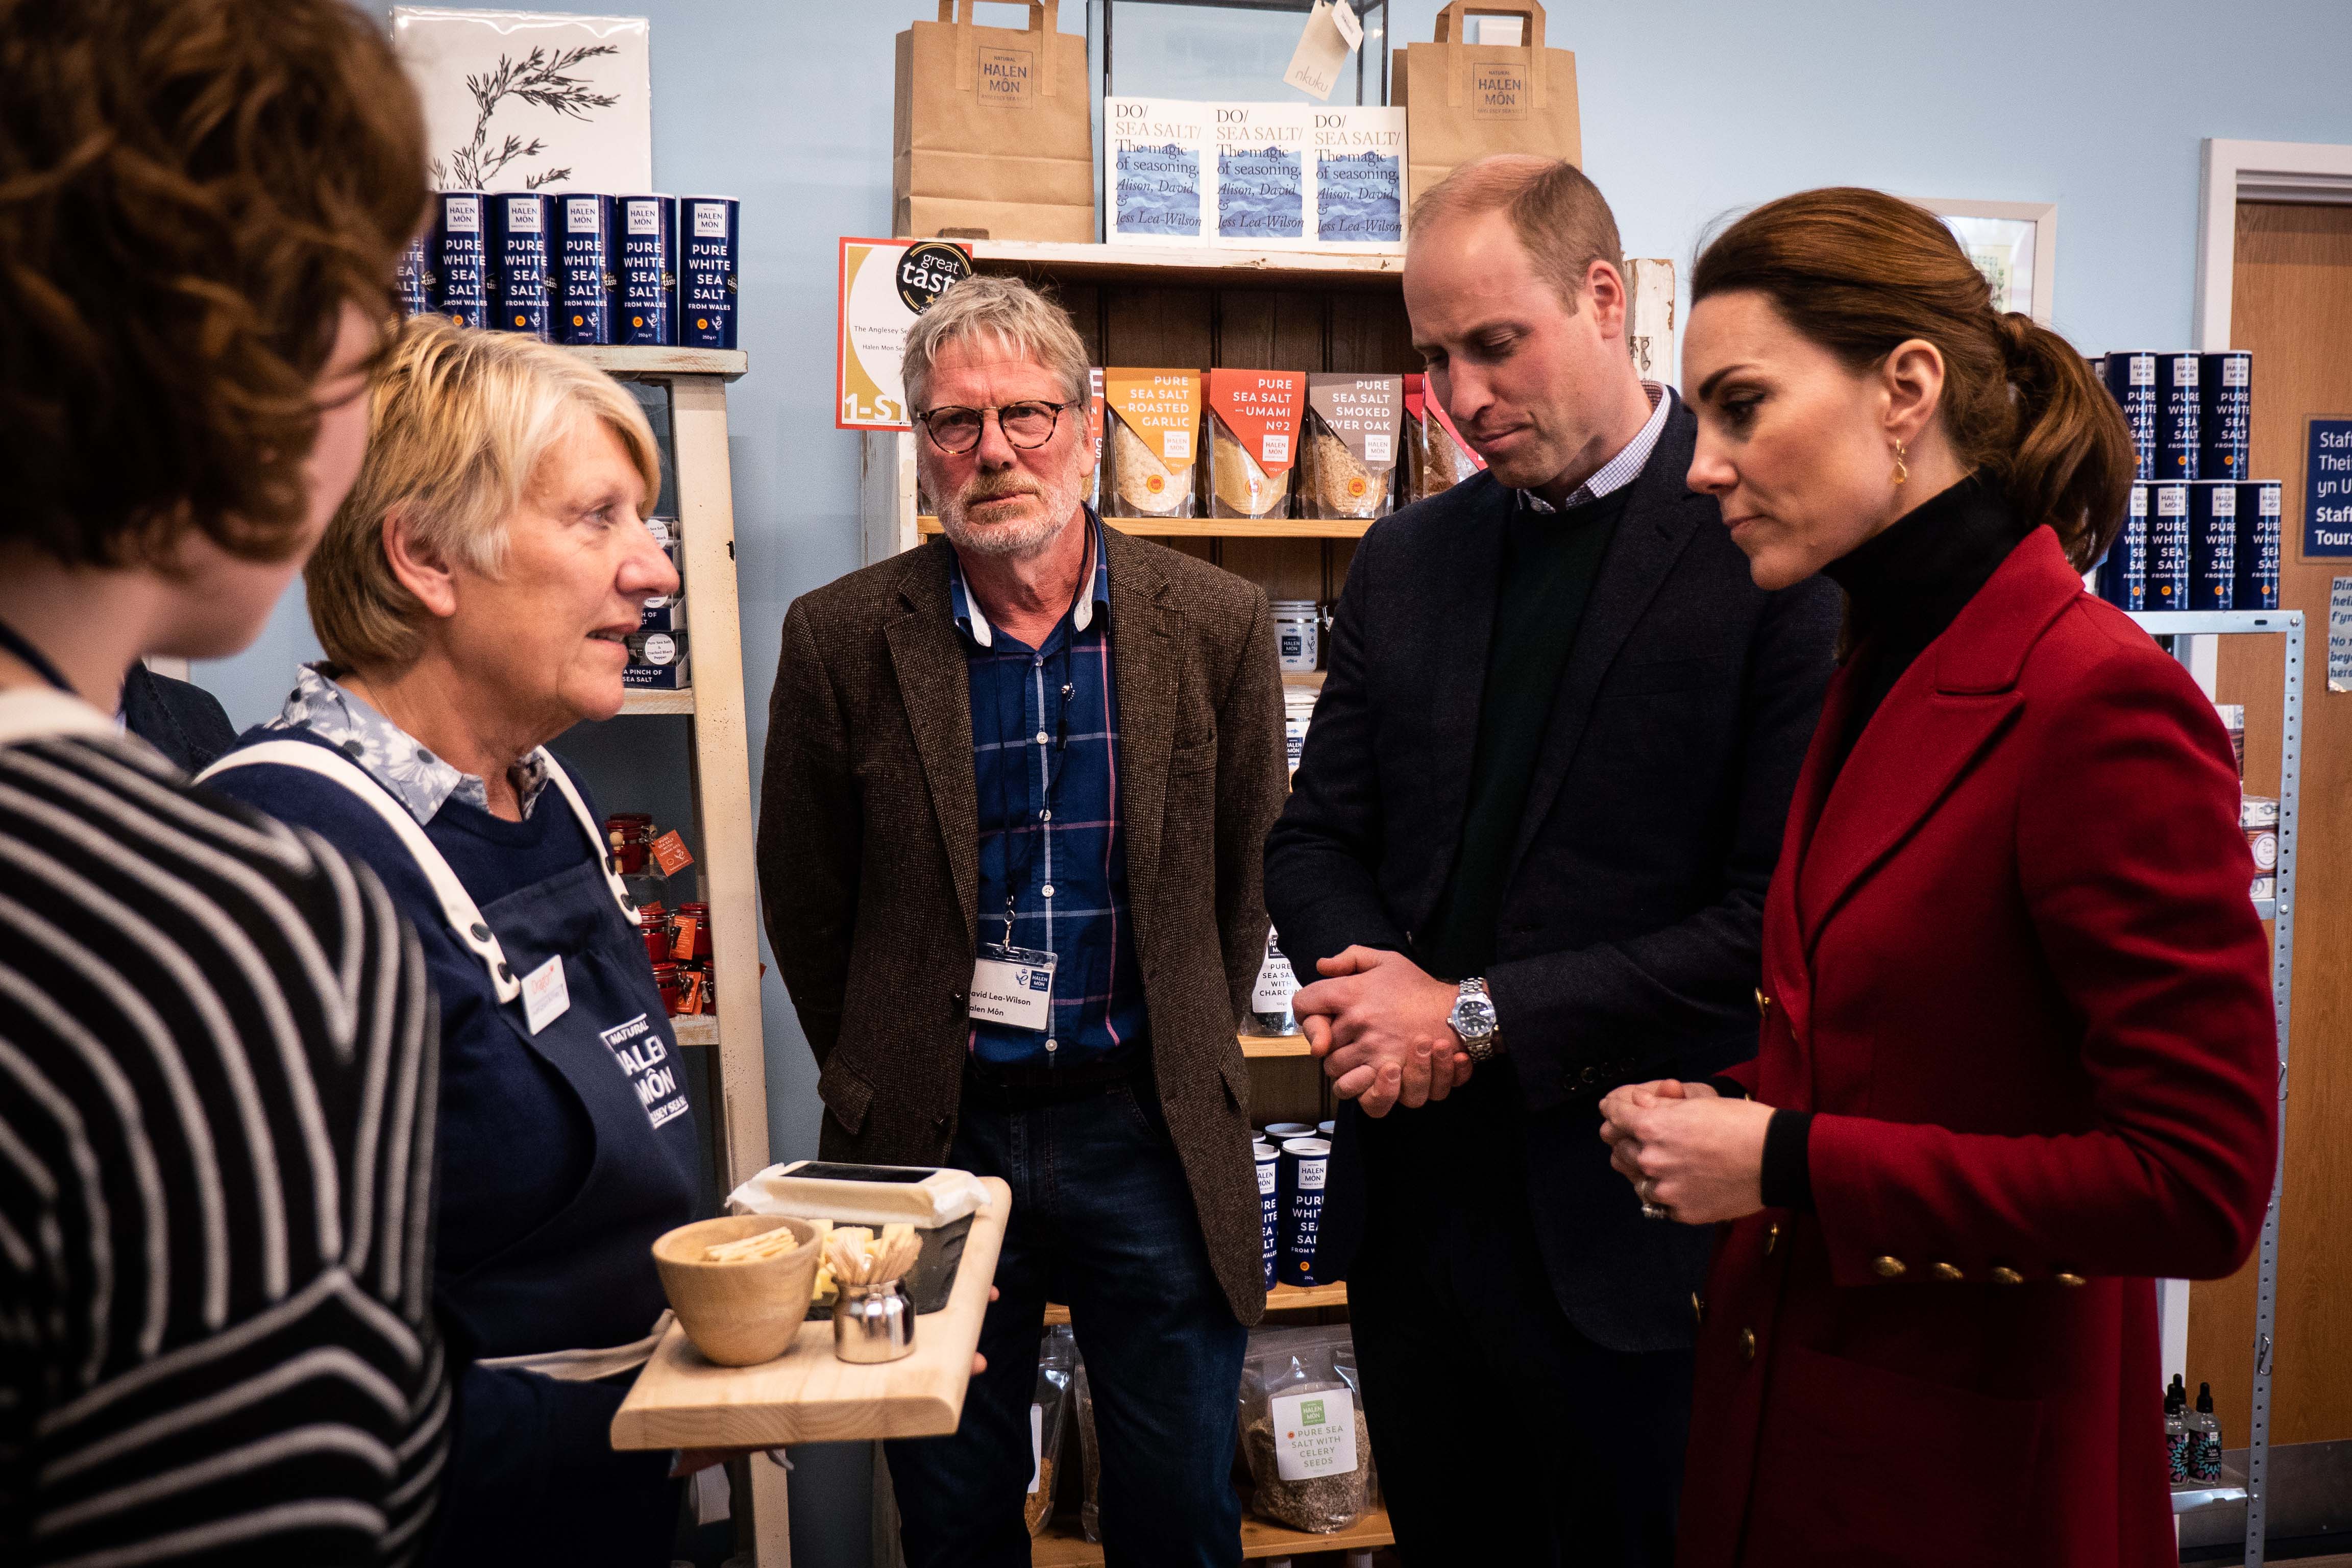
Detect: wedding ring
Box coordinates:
(1641, 1202, 1673, 1222)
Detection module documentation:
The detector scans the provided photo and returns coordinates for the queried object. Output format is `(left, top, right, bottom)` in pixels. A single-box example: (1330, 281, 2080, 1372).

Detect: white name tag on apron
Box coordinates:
(521, 954, 571, 1035)
(970, 943, 1056, 1032)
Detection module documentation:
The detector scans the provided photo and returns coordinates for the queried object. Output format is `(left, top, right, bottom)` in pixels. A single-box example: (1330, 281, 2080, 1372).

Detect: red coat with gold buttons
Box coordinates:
(1678, 527, 2276, 1568)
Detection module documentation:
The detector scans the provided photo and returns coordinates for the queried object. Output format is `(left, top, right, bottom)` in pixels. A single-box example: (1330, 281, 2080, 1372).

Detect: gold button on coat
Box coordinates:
(1932, 1262, 1964, 1281)
(1692, 1291, 1705, 1325)
(1764, 1222, 1780, 1256)
(2055, 1272, 2087, 1287)
(1739, 1328, 1757, 1363)
(1990, 1266, 2024, 1285)
(1754, 988, 1771, 1017)
(1872, 1255, 1906, 1279)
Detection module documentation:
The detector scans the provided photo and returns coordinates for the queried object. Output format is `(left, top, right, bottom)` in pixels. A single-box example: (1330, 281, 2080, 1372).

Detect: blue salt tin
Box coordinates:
(2097, 482, 2147, 611)
(2147, 482, 2191, 610)
(2188, 481, 2238, 611)
(617, 194, 676, 347)
(1254, 1140, 1279, 1290)
(396, 227, 432, 318)
(2155, 353, 2200, 481)
(1278, 1136, 1331, 1288)
(2102, 352, 2158, 482)
(2236, 480, 2283, 611)
(679, 196, 739, 351)
(558, 193, 618, 346)
(492, 192, 556, 340)
(431, 191, 489, 329)
(2200, 351, 2252, 482)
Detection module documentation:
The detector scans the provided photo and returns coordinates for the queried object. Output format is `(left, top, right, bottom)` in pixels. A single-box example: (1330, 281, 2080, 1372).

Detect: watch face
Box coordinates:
(1452, 996, 1497, 1040)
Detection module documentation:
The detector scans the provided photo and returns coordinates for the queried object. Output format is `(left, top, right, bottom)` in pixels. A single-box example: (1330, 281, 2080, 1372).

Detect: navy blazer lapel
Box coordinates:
(882, 542, 982, 942)
(1505, 398, 1706, 874)
(1406, 477, 1507, 929)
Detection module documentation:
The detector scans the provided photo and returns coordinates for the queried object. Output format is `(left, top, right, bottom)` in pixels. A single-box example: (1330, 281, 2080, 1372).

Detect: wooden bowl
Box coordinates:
(652, 1215, 821, 1367)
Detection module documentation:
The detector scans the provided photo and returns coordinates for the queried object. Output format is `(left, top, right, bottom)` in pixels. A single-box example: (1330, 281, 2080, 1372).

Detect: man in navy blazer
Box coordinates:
(1264, 158, 1840, 1563)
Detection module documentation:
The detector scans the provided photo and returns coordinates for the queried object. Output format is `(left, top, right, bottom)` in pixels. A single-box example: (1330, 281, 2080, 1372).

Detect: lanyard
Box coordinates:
(991, 636, 1075, 946)
(0, 618, 75, 696)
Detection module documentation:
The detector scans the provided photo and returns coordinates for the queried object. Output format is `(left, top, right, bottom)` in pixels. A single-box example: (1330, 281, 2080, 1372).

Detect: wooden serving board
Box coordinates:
(609, 1178, 1010, 1450)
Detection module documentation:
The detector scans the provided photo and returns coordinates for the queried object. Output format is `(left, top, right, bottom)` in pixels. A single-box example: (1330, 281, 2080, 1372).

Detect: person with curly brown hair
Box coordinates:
(0, 2, 451, 1564)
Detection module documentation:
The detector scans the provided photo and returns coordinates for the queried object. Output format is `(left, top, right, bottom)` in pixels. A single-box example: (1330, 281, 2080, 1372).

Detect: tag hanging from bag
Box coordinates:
(1282, 0, 1360, 101)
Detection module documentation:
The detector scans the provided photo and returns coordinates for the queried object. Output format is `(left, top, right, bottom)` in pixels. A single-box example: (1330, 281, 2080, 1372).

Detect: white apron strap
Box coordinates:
(474, 1309, 675, 1382)
(0, 688, 121, 747)
(199, 739, 523, 1004)
(526, 747, 640, 922)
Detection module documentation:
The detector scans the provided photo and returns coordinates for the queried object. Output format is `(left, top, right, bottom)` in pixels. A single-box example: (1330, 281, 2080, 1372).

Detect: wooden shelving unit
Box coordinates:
(580, 342, 779, 1564)
(1041, 1281, 1346, 1328)
(1032, 1503, 1394, 1566)
(918, 513, 1375, 540)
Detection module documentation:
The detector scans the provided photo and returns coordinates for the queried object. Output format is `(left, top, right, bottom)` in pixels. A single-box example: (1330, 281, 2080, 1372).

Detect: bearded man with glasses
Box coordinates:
(758, 275, 1288, 1568)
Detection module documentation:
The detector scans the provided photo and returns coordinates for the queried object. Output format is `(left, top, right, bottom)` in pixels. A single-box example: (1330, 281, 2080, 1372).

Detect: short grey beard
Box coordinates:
(936, 467, 1086, 561)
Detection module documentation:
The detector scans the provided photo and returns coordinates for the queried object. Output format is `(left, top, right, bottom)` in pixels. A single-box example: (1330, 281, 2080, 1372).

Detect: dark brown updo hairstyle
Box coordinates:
(0, 0, 429, 570)
(1692, 187, 2132, 570)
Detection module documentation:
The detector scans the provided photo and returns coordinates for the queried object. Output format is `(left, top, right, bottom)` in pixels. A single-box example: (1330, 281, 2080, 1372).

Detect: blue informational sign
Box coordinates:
(2308, 418, 2352, 557)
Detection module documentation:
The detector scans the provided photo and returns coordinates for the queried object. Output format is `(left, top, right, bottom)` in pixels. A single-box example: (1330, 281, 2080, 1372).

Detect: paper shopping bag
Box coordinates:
(1395, 1, 1581, 211)
(893, 0, 1095, 242)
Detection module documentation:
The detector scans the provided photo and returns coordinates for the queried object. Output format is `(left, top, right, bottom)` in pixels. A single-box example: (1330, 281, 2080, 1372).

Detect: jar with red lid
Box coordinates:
(635, 901, 672, 966)
(670, 901, 712, 962)
(605, 813, 654, 874)
(651, 960, 684, 1016)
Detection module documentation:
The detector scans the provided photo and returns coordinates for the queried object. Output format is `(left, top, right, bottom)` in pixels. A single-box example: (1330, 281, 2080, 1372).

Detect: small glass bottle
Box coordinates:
(2191, 1382, 2223, 1483)
(2164, 1376, 2189, 1484)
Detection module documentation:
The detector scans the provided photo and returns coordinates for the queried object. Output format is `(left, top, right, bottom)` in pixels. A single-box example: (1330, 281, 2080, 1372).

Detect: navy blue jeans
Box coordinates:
(886, 1071, 1245, 1568)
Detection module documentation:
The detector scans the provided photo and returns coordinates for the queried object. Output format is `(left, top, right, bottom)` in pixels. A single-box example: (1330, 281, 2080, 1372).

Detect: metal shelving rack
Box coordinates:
(2129, 609, 2303, 1566)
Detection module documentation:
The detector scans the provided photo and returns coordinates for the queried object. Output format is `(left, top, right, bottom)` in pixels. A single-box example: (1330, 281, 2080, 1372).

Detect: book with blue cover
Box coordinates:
(1105, 97, 1211, 243)
(1214, 103, 1311, 247)
(1309, 106, 1406, 251)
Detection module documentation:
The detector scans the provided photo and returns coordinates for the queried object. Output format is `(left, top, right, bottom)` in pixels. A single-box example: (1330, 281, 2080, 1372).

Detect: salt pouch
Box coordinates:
(1238, 1325, 1371, 1533)
(1105, 97, 1212, 243)
(1304, 373, 1402, 519)
(1026, 1326, 1076, 1536)
(1206, 369, 1305, 518)
(1105, 368, 1203, 519)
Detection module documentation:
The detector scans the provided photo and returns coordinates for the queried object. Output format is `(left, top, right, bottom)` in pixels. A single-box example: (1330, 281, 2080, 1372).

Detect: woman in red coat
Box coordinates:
(1599, 187, 2277, 1568)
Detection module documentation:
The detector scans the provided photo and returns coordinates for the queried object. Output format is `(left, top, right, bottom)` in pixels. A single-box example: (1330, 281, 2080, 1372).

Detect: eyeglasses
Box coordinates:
(914, 400, 1077, 455)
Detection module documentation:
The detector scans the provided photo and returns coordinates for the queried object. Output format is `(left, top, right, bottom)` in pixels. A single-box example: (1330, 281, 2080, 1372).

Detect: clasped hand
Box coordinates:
(1290, 946, 1475, 1117)
(1596, 1080, 1772, 1225)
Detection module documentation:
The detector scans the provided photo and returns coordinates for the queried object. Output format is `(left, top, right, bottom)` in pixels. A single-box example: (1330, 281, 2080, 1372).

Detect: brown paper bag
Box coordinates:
(1395, 2, 1581, 211)
(893, 0, 1095, 242)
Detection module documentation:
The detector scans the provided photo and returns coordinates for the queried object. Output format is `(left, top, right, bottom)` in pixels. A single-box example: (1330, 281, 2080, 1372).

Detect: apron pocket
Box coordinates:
(1746, 1341, 2044, 1565)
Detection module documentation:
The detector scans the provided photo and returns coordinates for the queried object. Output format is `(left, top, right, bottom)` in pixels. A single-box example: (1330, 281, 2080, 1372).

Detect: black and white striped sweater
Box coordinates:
(0, 713, 448, 1567)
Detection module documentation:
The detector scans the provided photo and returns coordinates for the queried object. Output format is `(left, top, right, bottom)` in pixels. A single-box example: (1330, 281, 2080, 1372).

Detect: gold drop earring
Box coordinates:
(1891, 438, 1909, 487)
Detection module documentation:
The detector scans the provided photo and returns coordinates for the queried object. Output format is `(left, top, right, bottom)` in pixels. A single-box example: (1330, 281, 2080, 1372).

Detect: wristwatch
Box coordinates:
(1448, 977, 1500, 1061)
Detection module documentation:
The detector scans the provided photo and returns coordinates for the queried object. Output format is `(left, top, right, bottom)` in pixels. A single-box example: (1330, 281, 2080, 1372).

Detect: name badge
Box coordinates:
(521, 954, 571, 1035)
(970, 942, 1056, 1032)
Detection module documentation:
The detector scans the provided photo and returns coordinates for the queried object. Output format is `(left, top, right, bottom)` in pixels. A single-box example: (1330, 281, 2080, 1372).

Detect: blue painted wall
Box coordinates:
(190, 3, 2352, 1560)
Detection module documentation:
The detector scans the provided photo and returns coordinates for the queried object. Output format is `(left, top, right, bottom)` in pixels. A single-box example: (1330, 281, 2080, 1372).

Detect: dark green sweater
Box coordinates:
(1416, 485, 1631, 983)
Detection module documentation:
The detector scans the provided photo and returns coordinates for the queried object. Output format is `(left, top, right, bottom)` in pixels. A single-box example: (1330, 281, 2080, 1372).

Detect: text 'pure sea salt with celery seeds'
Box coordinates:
(1106, 99, 1211, 243)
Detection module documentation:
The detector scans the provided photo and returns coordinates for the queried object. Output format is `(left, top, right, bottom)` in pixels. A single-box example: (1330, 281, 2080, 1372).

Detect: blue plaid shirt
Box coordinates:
(950, 510, 1147, 1068)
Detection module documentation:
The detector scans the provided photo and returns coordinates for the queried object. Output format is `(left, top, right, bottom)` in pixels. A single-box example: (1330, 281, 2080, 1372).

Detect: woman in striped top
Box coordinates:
(0, 2, 450, 1562)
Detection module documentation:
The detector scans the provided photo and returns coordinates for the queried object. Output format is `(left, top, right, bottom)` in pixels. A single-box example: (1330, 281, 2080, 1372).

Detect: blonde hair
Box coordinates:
(307, 315, 662, 671)
(901, 274, 1089, 413)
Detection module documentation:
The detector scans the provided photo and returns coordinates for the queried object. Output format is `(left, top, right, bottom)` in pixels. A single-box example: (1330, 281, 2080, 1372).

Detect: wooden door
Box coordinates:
(2193, 200, 2352, 1448)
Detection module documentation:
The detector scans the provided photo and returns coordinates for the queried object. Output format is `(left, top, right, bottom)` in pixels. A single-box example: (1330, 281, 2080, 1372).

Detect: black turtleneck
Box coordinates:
(1818, 469, 2034, 781)
(1715, 470, 2032, 1212)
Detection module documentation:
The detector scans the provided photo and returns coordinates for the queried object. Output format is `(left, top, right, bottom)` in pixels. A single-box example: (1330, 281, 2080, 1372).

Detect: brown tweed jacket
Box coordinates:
(756, 525, 1289, 1324)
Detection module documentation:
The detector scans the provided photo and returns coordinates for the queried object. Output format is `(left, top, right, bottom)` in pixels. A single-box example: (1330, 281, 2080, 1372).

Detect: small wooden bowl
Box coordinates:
(652, 1215, 821, 1367)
